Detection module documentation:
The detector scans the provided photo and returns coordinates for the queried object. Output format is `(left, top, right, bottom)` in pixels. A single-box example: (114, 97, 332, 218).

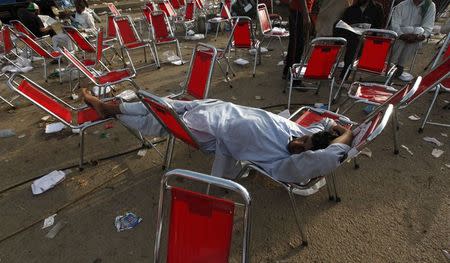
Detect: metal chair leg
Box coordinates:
(392, 109, 400, 154)
(163, 135, 175, 170)
(79, 128, 86, 170)
(419, 85, 441, 133)
(287, 187, 308, 246)
(325, 176, 334, 201)
(330, 172, 340, 202)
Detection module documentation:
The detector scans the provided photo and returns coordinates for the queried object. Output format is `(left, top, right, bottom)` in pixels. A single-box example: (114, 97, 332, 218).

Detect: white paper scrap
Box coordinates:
(42, 214, 57, 229)
(423, 137, 444, 147)
(277, 60, 284, 66)
(137, 149, 147, 157)
(234, 58, 249, 65)
(401, 145, 413, 155)
(31, 170, 66, 195)
(408, 115, 420, 121)
(431, 149, 444, 158)
(45, 122, 65, 134)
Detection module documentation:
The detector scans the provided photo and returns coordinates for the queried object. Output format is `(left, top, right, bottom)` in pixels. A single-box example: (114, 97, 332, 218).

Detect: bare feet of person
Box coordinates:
(81, 87, 106, 119)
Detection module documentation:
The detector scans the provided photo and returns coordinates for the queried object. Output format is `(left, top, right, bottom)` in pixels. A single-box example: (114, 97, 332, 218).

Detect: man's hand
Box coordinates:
(331, 124, 348, 136)
(331, 124, 353, 146)
(399, 33, 417, 43)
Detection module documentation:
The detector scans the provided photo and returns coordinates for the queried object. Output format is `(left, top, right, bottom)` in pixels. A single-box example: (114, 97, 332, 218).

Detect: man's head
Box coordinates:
(27, 3, 40, 14)
(75, 0, 86, 14)
(287, 131, 338, 154)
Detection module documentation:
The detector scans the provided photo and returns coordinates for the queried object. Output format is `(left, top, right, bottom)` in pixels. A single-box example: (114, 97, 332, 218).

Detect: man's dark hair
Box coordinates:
(311, 131, 338, 151)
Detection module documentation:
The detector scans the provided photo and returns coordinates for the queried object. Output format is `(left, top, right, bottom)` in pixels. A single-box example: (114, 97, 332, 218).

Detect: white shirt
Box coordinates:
(73, 10, 96, 34)
(390, 0, 436, 37)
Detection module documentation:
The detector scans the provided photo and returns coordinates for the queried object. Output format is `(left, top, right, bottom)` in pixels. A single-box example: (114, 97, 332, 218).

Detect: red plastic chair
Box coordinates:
(150, 11, 182, 63)
(256, 4, 289, 55)
(154, 169, 252, 263)
(138, 90, 201, 169)
(0, 25, 20, 107)
(61, 47, 139, 95)
(334, 29, 398, 102)
(15, 32, 63, 83)
(9, 20, 51, 44)
(107, 2, 121, 16)
(114, 15, 160, 71)
(158, 0, 178, 21)
(206, 0, 232, 40)
(174, 0, 196, 36)
(287, 37, 347, 110)
(169, 0, 184, 10)
(168, 43, 217, 100)
(226, 17, 260, 77)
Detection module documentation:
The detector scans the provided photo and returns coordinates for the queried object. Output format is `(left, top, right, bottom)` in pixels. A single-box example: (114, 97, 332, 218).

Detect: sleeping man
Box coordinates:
(82, 88, 353, 185)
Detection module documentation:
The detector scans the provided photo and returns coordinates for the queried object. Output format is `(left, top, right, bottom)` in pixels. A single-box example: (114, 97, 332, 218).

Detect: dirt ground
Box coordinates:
(0, 2, 449, 262)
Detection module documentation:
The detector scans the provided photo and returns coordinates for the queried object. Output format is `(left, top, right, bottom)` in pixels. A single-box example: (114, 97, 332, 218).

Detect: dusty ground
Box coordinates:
(0, 2, 449, 262)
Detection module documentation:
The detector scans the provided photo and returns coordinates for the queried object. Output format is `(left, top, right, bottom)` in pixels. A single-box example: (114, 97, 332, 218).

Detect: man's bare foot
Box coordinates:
(81, 87, 106, 118)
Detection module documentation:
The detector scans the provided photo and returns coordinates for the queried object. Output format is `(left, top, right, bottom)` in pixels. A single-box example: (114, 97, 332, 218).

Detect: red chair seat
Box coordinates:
(96, 69, 133, 84)
(50, 51, 62, 58)
(156, 37, 177, 44)
(82, 59, 96, 67)
(354, 84, 396, 104)
(125, 42, 148, 49)
(266, 31, 289, 37)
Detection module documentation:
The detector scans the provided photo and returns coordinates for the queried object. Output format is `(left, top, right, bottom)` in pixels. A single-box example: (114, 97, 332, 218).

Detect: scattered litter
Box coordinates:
(104, 122, 114, 129)
(234, 58, 249, 66)
(115, 212, 143, 232)
(41, 115, 51, 121)
(442, 249, 450, 260)
(0, 129, 16, 138)
(62, 168, 73, 175)
(92, 86, 112, 96)
(271, 27, 287, 35)
(100, 133, 110, 139)
(42, 214, 57, 229)
(360, 147, 372, 158)
(137, 149, 147, 157)
(408, 115, 420, 121)
(230, 96, 237, 101)
(314, 103, 328, 110)
(277, 60, 284, 66)
(401, 145, 414, 155)
(441, 133, 448, 137)
(186, 29, 195, 36)
(71, 93, 79, 100)
(283, 51, 287, 56)
(431, 149, 444, 158)
(45, 221, 66, 239)
(18, 134, 26, 139)
(31, 170, 66, 195)
(185, 34, 205, 40)
(255, 95, 263, 100)
(72, 128, 80, 134)
(45, 122, 65, 133)
(116, 90, 137, 101)
(249, 47, 268, 54)
(278, 109, 290, 119)
(445, 164, 450, 169)
(423, 137, 444, 147)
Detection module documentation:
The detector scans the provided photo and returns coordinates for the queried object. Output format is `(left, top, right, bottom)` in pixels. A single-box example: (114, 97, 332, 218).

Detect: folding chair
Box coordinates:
(256, 3, 289, 55)
(287, 37, 347, 110)
(235, 104, 394, 246)
(107, 2, 121, 16)
(169, 0, 184, 10)
(104, 14, 118, 43)
(0, 26, 20, 108)
(15, 32, 63, 83)
(9, 20, 51, 44)
(226, 16, 260, 77)
(206, 0, 232, 41)
(114, 15, 160, 71)
(149, 11, 183, 63)
(137, 90, 201, 170)
(333, 29, 398, 103)
(61, 47, 139, 95)
(155, 169, 252, 263)
(174, 0, 196, 37)
(168, 43, 217, 100)
(6, 74, 152, 169)
(158, 0, 179, 22)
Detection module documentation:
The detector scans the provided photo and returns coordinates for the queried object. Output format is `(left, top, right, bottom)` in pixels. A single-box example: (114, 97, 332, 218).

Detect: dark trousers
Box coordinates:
(333, 28, 360, 79)
(283, 9, 304, 77)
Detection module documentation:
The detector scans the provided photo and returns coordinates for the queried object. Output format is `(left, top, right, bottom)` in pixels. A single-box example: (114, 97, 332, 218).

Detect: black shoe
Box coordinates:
(393, 66, 403, 78)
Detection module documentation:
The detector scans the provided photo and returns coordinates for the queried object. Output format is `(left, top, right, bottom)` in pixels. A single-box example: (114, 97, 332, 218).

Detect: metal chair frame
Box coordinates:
(0, 25, 20, 107)
(154, 169, 252, 263)
(256, 3, 289, 55)
(205, 0, 232, 40)
(149, 10, 183, 64)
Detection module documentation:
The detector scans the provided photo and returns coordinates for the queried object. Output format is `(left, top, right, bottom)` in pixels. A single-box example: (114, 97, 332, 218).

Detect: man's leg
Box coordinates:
(397, 42, 419, 72)
(390, 40, 407, 77)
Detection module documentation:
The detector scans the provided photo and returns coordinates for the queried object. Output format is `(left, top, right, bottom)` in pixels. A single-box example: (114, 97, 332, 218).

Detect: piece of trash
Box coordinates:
(408, 115, 420, 121)
(71, 93, 79, 100)
(62, 168, 73, 175)
(249, 47, 269, 54)
(116, 90, 137, 101)
(42, 214, 57, 229)
(45, 122, 65, 133)
(18, 134, 26, 139)
(278, 109, 290, 119)
(360, 147, 372, 158)
(72, 128, 80, 134)
(234, 58, 249, 66)
(441, 133, 448, 137)
(442, 249, 450, 260)
(401, 145, 413, 155)
(115, 212, 143, 232)
(41, 115, 51, 121)
(92, 86, 112, 96)
(45, 221, 66, 239)
(100, 133, 110, 139)
(104, 122, 114, 129)
(277, 60, 284, 66)
(314, 103, 328, 110)
(423, 137, 444, 147)
(186, 29, 195, 36)
(137, 149, 147, 157)
(185, 33, 205, 40)
(445, 164, 450, 169)
(31, 170, 66, 195)
(363, 105, 375, 115)
(230, 96, 237, 101)
(431, 149, 444, 158)
(255, 95, 263, 100)
(0, 129, 16, 138)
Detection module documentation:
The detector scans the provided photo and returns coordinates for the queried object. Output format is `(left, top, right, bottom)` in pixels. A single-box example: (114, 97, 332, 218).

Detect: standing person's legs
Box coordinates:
(391, 40, 407, 76)
(283, 10, 304, 79)
(397, 42, 419, 72)
(334, 29, 359, 79)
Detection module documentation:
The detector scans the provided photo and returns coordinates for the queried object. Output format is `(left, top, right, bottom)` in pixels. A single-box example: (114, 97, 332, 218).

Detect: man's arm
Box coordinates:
(418, 2, 436, 37)
(331, 124, 353, 146)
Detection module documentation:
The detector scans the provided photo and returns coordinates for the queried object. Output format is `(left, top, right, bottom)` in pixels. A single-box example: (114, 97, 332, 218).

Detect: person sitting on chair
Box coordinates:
(72, 0, 97, 35)
(390, 0, 436, 79)
(82, 87, 353, 185)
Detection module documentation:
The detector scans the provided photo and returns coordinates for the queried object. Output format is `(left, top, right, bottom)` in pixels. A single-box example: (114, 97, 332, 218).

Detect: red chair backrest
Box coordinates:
(10, 20, 36, 40)
(96, 29, 104, 62)
(1, 26, 14, 54)
(220, 2, 231, 19)
(170, 0, 182, 9)
(294, 109, 343, 127)
(357, 35, 394, 74)
(106, 14, 117, 38)
(17, 33, 52, 58)
(304, 44, 342, 79)
(184, 1, 195, 20)
(194, 0, 204, 9)
(145, 2, 155, 11)
(151, 12, 171, 39)
(114, 16, 140, 45)
(143, 6, 152, 24)
(143, 98, 200, 148)
(352, 111, 383, 149)
(167, 187, 235, 263)
(257, 4, 271, 34)
(186, 47, 214, 99)
(158, 1, 177, 18)
(233, 19, 252, 48)
(64, 26, 95, 53)
(17, 79, 72, 123)
(107, 2, 120, 16)
(62, 48, 96, 80)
